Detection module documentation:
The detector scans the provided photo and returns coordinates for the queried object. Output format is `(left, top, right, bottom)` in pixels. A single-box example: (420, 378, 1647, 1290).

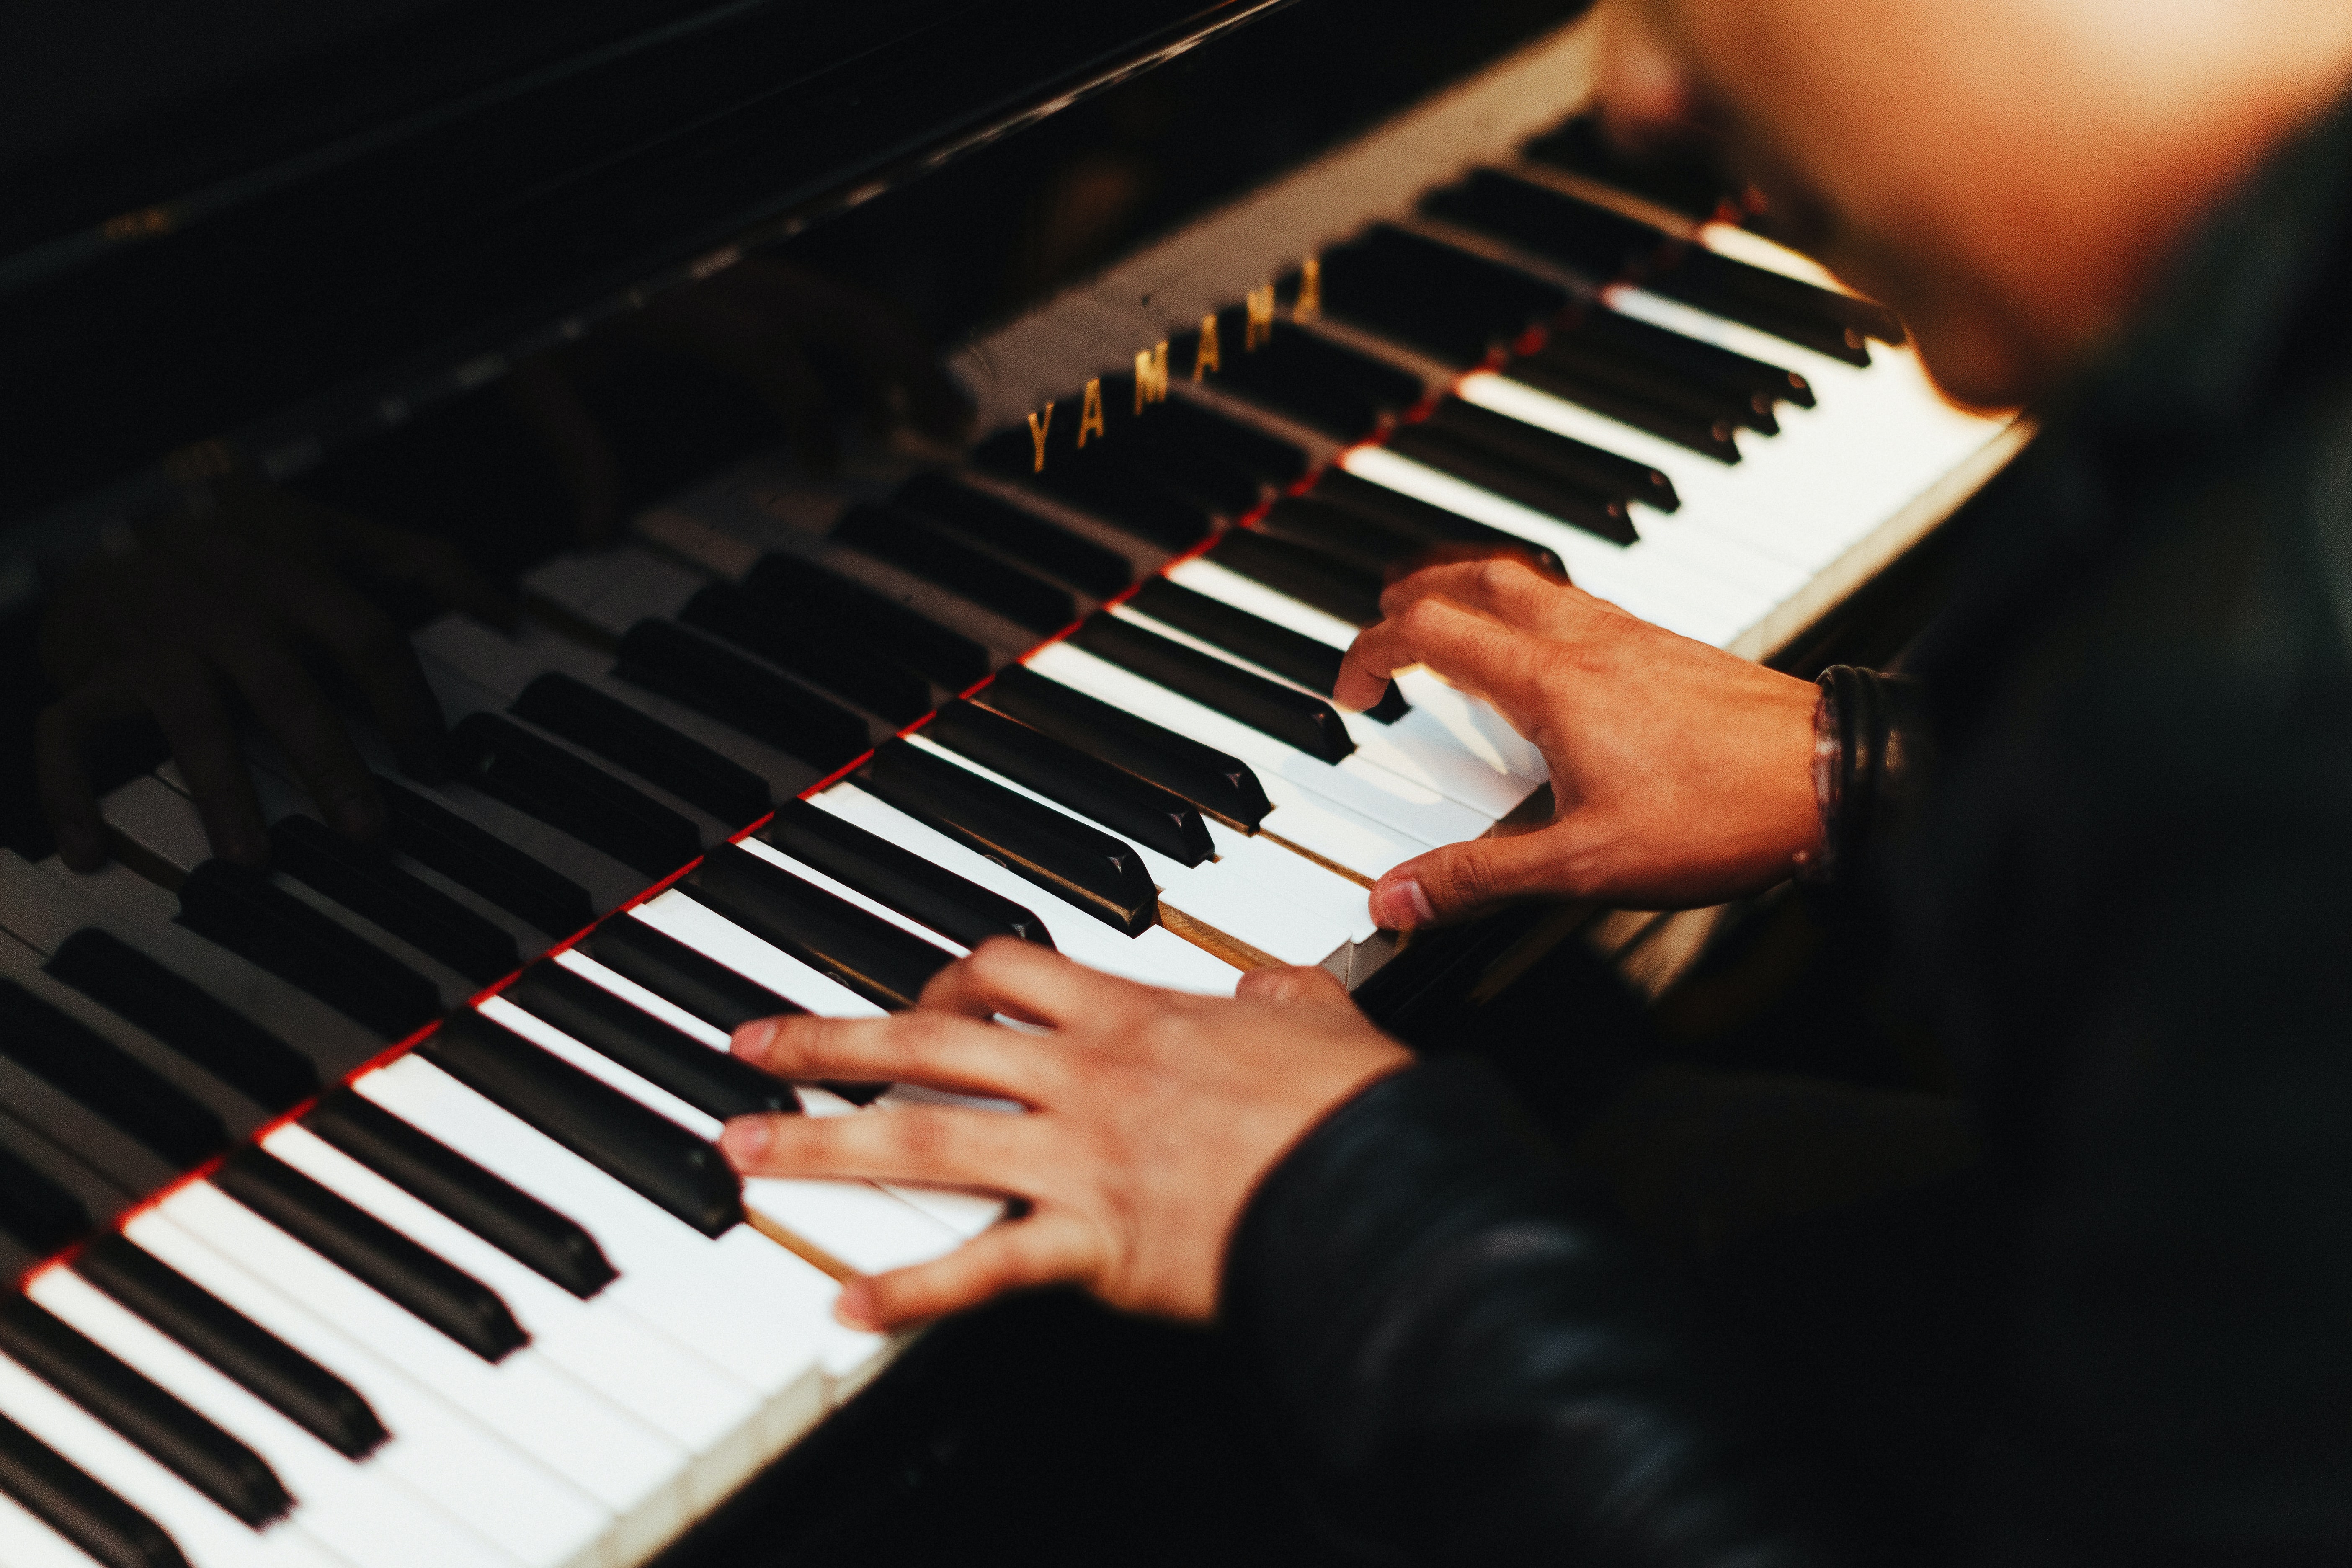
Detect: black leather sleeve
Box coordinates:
(1222, 1058, 1818, 1568)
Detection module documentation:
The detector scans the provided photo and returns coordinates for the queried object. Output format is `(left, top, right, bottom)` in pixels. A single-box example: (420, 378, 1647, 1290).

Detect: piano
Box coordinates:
(0, 1, 2025, 1563)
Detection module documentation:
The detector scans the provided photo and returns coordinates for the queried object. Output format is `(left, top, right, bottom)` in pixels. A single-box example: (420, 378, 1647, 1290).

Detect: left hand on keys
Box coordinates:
(718, 939, 1409, 1330)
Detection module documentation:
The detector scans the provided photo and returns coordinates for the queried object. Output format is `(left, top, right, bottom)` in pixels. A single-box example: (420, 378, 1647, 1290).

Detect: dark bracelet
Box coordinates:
(1803, 665, 1919, 887)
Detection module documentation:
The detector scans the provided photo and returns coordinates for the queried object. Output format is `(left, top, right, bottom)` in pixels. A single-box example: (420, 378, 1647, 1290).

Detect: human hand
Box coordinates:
(36, 476, 511, 869)
(719, 941, 1410, 1330)
(506, 256, 974, 542)
(1334, 554, 1821, 924)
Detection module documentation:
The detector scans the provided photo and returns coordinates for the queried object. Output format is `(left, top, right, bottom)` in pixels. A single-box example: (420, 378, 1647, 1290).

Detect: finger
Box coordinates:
(718, 1100, 1038, 1190)
(33, 682, 148, 869)
(1233, 964, 1355, 1011)
(835, 1212, 1096, 1330)
(1335, 594, 1540, 715)
(204, 619, 385, 841)
(1376, 554, 1570, 626)
(915, 937, 1152, 1029)
(500, 361, 624, 547)
(223, 540, 449, 784)
(1381, 541, 1565, 589)
(126, 658, 272, 866)
(325, 512, 517, 632)
(1368, 826, 1578, 930)
(730, 1009, 1050, 1102)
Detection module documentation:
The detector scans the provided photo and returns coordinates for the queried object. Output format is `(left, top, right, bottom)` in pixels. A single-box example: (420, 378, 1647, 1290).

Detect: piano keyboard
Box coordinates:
(0, 14, 2023, 1566)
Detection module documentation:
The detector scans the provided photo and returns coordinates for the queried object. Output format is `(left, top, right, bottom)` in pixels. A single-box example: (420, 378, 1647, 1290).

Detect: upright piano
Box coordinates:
(0, 3, 2024, 1564)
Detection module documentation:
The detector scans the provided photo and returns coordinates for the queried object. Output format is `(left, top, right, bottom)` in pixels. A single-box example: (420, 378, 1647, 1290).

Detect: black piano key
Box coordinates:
(834, 505, 1079, 633)
(1206, 528, 1387, 626)
(40, 931, 319, 1115)
(1534, 329, 1779, 435)
(1519, 116, 1734, 224)
(447, 713, 704, 882)
(1318, 224, 1569, 364)
(0, 1409, 191, 1568)
(211, 1148, 529, 1364)
(1117, 392, 1310, 487)
(1250, 495, 1426, 577)
(923, 701, 1214, 865)
(0, 1294, 289, 1528)
(1382, 421, 1641, 546)
(1069, 614, 1357, 763)
(686, 846, 954, 1011)
(503, 964, 801, 1123)
(1093, 431, 1268, 519)
(890, 475, 1134, 598)
(303, 1089, 614, 1300)
(1183, 316, 1421, 441)
(382, 779, 595, 939)
(1570, 305, 1815, 407)
(0, 985, 228, 1172)
(740, 555, 989, 691)
(1292, 472, 1568, 575)
(614, 619, 873, 773)
(1125, 580, 1409, 724)
(980, 437, 1222, 552)
(581, 917, 802, 1034)
(1422, 169, 1670, 282)
(1505, 353, 1743, 463)
(1651, 246, 1888, 363)
(763, 799, 1053, 951)
(174, 859, 442, 1041)
(678, 583, 933, 728)
(0, 1138, 92, 1256)
(510, 673, 774, 829)
(856, 742, 1159, 937)
(419, 1012, 744, 1238)
(1416, 399, 1678, 511)
(268, 815, 520, 986)
(73, 1234, 387, 1461)
(973, 665, 1271, 831)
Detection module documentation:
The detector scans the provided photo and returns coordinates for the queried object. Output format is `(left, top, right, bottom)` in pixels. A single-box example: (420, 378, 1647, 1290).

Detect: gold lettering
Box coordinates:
(1294, 256, 1322, 321)
(1134, 341, 1170, 413)
(1245, 285, 1276, 351)
(1191, 315, 1221, 380)
(1077, 378, 1106, 447)
(1027, 402, 1055, 471)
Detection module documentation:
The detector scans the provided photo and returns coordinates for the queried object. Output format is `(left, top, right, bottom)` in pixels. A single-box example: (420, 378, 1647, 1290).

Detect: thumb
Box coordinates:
(1369, 829, 1573, 930)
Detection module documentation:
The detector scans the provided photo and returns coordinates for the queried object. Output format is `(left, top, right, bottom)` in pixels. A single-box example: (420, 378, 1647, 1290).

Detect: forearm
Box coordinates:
(1223, 1059, 1818, 1567)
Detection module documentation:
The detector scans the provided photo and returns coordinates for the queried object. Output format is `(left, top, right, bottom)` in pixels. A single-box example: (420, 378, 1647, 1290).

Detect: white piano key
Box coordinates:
(550, 951, 734, 1051)
(477, 998, 964, 1281)
(0, 1346, 343, 1568)
(252, 1122, 762, 1499)
(350, 1059, 845, 1439)
(808, 785, 1243, 995)
(0, 1487, 108, 1568)
(25, 1269, 512, 1568)
(1108, 604, 1533, 818)
(627, 892, 886, 1019)
(124, 1208, 604, 1568)
(157, 1183, 689, 1565)
(1251, 774, 1428, 881)
(901, 735, 1350, 968)
(1200, 818, 1377, 946)
(1026, 642, 1478, 850)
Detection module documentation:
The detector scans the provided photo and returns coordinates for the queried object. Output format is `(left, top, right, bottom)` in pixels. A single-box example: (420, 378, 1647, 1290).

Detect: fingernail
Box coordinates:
(718, 1117, 772, 1168)
(730, 1019, 775, 1061)
(835, 1281, 879, 1332)
(1370, 876, 1432, 931)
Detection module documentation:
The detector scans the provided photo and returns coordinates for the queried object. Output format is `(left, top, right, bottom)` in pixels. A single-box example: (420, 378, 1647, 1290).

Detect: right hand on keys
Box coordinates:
(1333, 554, 1825, 925)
